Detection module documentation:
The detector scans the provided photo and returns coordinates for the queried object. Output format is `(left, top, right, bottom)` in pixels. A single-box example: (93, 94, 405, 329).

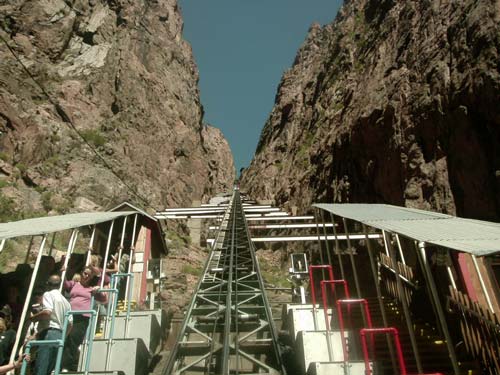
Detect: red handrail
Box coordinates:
(320, 279, 350, 331)
(360, 327, 407, 375)
(308, 265, 334, 306)
(336, 299, 373, 362)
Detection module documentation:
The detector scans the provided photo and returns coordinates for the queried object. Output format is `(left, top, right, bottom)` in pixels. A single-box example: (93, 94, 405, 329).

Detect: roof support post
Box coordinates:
(10, 235, 48, 365)
(363, 224, 398, 373)
(384, 231, 423, 374)
(59, 229, 78, 292)
(471, 254, 494, 313)
(86, 226, 96, 266)
(416, 241, 460, 375)
(101, 220, 116, 288)
(447, 249, 457, 290)
(413, 241, 441, 336)
(330, 213, 345, 280)
(395, 234, 406, 265)
(125, 214, 139, 304)
(117, 216, 128, 269)
(0, 239, 5, 254)
(342, 217, 361, 298)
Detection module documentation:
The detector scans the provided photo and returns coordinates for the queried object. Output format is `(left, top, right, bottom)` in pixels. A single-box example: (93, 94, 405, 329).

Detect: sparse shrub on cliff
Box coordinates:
(41, 191, 53, 211)
(0, 192, 18, 222)
(182, 264, 202, 276)
(81, 129, 106, 148)
(166, 229, 191, 249)
(15, 163, 27, 174)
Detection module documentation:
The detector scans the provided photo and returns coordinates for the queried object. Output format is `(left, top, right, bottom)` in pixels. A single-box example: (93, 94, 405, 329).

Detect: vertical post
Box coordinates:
(384, 231, 423, 374)
(417, 242, 460, 374)
(413, 240, 441, 335)
(60, 229, 78, 292)
(10, 235, 48, 364)
(0, 239, 5, 254)
(86, 226, 96, 266)
(471, 255, 494, 312)
(125, 214, 138, 304)
(382, 230, 390, 256)
(330, 213, 345, 280)
(101, 220, 115, 288)
(363, 224, 397, 373)
(320, 209, 332, 266)
(395, 234, 407, 265)
(342, 217, 361, 297)
(117, 216, 128, 268)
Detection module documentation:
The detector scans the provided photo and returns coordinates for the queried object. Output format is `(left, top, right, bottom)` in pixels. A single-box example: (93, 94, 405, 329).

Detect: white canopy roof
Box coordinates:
(0, 211, 136, 240)
(314, 203, 500, 257)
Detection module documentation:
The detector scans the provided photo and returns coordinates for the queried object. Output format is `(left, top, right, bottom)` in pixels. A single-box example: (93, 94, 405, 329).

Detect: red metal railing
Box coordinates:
(337, 299, 373, 362)
(360, 327, 406, 375)
(320, 279, 350, 331)
(308, 265, 334, 306)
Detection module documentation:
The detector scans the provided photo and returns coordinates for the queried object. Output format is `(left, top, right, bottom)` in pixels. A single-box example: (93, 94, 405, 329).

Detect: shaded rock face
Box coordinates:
(241, 0, 500, 221)
(0, 0, 234, 217)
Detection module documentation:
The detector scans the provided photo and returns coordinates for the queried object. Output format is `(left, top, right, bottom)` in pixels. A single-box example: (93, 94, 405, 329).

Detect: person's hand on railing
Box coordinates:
(16, 354, 30, 368)
(0, 354, 30, 374)
(90, 286, 100, 294)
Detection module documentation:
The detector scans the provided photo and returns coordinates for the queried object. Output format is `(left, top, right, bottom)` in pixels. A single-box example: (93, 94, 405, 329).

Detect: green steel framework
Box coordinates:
(162, 189, 285, 375)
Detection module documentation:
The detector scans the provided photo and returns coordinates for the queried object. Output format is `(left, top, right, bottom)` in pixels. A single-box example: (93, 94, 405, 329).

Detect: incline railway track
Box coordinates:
(162, 188, 285, 375)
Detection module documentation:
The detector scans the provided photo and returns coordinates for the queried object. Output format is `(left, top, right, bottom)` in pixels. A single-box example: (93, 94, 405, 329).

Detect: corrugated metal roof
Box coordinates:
(314, 203, 500, 256)
(0, 211, 136, 240)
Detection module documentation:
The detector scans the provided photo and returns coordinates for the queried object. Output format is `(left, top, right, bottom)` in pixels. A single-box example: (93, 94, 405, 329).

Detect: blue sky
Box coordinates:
(179, 0, 343, 173)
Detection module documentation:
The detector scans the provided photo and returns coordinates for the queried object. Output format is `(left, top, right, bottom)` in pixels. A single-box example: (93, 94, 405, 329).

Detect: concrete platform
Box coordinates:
(286, 305, 334, 340)
(296, 330, 352, 374)
(105, 312, 161, 353)
(307, 361, 372, 375)
(87, 338, 150, 375)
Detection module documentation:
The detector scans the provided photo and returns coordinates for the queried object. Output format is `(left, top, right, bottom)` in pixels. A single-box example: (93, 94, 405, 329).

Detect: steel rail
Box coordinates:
(161, 194, 234, 375)
(162, 189, 284, 375)
(221, 196, 237, 375)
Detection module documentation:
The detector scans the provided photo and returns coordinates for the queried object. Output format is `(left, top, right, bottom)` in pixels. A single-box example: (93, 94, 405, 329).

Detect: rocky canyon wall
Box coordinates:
(241, 0, 500, 221)
(0, 0, 234, 218)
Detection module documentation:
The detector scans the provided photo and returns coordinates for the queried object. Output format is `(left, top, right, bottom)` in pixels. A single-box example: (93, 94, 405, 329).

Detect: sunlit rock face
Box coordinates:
(242, 0, 500, 220)
(0, 0, 234, 217)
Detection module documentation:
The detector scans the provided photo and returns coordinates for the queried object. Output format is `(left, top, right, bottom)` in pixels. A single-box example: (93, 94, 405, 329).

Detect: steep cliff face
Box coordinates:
(242, 0, 500, 220)
(0, 0, 234, 218)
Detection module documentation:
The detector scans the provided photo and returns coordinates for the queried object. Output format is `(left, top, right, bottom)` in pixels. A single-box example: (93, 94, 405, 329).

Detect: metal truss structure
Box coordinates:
(162, 189, 285, 375)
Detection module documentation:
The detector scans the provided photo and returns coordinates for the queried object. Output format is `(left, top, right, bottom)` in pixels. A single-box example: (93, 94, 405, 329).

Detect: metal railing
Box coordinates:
(20, 309, 97, 375)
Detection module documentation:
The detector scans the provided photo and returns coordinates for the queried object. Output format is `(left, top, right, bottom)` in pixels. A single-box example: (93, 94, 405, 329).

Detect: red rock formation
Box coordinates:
(242, 0, 500, 221)
(0, 0, 234, 217)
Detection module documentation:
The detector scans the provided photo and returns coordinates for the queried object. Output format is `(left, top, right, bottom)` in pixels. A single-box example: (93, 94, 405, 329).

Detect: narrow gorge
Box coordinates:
(0, 0, 235, 219)
(242, 0, 500, 221)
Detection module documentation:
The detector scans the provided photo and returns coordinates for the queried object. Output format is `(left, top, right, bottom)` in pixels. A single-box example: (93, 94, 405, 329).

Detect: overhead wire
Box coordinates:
(0, 31, 156, 212)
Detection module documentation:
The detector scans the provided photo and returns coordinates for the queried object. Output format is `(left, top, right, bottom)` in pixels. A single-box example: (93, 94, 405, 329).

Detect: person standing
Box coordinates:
(30, 275, 72, 375)
(62, 267, 106, 371)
